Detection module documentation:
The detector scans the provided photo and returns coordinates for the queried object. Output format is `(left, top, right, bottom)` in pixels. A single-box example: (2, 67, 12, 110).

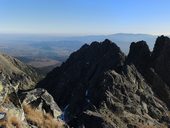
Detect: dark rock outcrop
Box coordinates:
(127, 35, 170, 108)
(38, 38, 170, 128)
(127, 40, 151, 71)
(151, 36, 170, 87)
(150, 36, 170, 108)
(38, 39, 126, 108)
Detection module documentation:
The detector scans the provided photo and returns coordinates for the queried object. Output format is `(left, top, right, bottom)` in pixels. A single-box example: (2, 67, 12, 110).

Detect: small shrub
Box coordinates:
(8, 116, 21, 128)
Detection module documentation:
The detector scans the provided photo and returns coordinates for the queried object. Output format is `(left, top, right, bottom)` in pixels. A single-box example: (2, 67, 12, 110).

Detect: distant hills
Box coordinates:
(66, 33, 156, 52)
(0, 33, 157, 72)
(0, 33, 157, 52)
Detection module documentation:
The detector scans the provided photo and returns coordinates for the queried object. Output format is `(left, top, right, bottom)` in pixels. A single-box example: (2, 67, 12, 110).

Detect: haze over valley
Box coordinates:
(0, 33, 157, 72)
(1, 0, 170, 128)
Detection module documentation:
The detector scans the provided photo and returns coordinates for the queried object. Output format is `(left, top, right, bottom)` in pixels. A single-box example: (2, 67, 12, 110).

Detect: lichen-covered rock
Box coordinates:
(18, 88, 62, 119)
(0, 85, 28, 127)
(0, 85, 67, 128)
(0, 52, 67, 127)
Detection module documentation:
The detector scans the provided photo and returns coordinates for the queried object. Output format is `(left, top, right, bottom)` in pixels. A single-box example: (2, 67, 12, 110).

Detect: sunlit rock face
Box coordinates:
(0, 54, 43, 90)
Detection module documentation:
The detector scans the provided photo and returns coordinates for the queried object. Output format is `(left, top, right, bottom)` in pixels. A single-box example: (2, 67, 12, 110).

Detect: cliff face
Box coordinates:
(38, 36, 170, 128)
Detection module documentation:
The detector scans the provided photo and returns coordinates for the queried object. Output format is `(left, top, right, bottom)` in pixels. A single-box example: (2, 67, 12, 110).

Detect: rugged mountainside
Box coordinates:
(0, 53, 68, 127)
(38, 36, 170, 128)
(0, 54, 43, 90)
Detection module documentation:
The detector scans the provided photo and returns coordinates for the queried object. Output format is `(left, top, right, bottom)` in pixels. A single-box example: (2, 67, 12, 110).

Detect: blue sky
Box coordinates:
(0, 0, 170, 35)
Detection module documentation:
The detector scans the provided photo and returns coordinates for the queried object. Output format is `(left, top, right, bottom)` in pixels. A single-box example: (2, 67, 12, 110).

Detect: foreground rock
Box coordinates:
(0, 51, 68, 127)
(38, 38, 170, 128)
(0, 85, 67, 128)
(18, 88, 62, 119)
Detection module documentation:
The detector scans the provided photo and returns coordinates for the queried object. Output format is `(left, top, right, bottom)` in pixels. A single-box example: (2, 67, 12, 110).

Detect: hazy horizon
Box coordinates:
(0, 32, 159, 37)
(0, 0, 170, 35)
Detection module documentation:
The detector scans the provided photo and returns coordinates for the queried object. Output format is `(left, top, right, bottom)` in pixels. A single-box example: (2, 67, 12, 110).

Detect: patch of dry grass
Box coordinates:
(0, 104, 64, 128)
(8, 116, 21, 128)
(23, 104, 63, 128)
(139, 126, 157, 128)
(0, 107, 22, 128)
(138, 124, 168, 128)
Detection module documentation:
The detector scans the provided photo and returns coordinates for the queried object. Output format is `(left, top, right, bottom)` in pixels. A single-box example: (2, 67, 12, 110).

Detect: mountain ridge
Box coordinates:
(0, 52, 69, 127)
(38, 35, 170, 128)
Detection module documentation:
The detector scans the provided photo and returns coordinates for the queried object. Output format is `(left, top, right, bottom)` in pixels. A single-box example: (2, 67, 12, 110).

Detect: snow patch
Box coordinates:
(86, 98, 90, 103)
(60, 104, 70, 122)
(85, 89, 89, 96)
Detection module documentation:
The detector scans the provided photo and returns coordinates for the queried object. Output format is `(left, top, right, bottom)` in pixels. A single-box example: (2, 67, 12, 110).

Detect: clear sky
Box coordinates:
(0, 0, 170, 35)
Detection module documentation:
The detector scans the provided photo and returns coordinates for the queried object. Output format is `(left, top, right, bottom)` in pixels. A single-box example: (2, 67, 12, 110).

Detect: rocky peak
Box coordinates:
(151, 35, 170, 85)
(126, 36, 170, 109)
(152, 35, 170, 59)
(127, 41, 151, 70)
(38, 39, 126, 107)
(145, 35, 170, 108)
(67, 39, 125, 67)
